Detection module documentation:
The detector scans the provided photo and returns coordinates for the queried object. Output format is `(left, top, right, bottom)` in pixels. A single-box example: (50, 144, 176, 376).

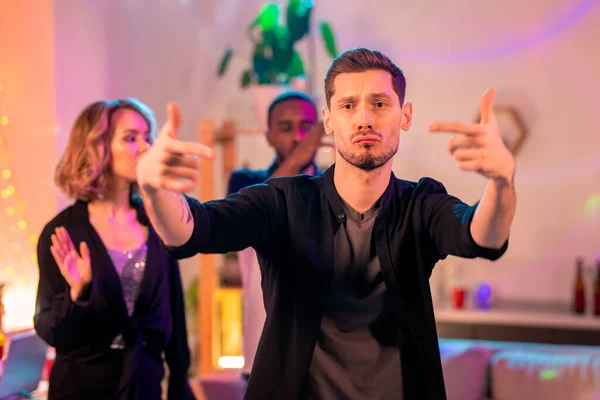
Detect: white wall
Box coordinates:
(54, 1, 111, 210)
(47, 0, 600, 304)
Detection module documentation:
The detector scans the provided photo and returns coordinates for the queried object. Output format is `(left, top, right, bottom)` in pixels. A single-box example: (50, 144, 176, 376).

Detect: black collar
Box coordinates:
(321, 163, 400, 224)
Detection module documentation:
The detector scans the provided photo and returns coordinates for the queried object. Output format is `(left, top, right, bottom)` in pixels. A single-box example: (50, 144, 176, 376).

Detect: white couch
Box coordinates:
(197, 339, 600, 400)
(439, 338, 600, 400)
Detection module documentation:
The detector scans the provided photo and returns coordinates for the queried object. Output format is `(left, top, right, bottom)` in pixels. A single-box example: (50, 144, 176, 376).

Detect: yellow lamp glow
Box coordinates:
(2, 285, 36, 331)
(217, 356, 245, 369)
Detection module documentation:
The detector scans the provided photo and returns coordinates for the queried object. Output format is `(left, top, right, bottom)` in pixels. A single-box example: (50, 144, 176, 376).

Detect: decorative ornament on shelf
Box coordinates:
(474, 105, 528, 156)
(475, 282, 493, 310)
(216, 0, 339, 129)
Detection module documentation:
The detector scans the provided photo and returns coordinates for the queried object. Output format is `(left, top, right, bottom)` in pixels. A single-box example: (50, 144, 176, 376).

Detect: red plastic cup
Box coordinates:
(452, 288, 466, 309)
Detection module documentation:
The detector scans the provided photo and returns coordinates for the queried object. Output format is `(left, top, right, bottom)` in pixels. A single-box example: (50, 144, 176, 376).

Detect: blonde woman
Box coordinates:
(34, 99, 195, 400)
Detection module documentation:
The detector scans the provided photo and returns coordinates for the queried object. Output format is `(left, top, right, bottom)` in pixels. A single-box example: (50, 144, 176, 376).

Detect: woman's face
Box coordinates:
(108, 108, 152, 184)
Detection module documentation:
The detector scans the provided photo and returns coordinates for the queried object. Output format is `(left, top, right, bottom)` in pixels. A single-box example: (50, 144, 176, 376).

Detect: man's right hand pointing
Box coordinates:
(137, 103, 215, 193)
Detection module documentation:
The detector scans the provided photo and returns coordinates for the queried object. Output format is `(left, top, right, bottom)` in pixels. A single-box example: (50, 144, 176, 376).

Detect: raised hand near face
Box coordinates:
(428, 89, 515, 183)
(287, 121, 328, 169)
(136, 103, 215, 194)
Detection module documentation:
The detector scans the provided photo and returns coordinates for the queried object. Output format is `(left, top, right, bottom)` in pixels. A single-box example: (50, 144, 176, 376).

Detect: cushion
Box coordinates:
(491, 350, 600, 400)
(441, 346, 495, 400)
(200, 372, 247, 400)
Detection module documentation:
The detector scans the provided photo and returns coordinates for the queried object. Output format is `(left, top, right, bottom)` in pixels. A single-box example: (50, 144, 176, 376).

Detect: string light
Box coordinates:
(16, 200, 25, 214)
(0, 78, 37, 331)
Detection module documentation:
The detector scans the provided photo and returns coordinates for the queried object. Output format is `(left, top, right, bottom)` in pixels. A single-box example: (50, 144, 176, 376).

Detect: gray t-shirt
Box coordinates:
(303, 199, 403, 399)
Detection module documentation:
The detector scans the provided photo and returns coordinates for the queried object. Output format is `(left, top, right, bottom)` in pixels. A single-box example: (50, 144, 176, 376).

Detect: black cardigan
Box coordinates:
(34, 200, 195, 399)
(167, 164, 508, 399)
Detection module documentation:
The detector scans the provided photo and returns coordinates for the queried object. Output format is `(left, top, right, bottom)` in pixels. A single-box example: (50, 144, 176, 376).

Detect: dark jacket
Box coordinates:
(227, 160, 322, 195)
(34, 200, 195, 400)
(168, 164, 508, 399)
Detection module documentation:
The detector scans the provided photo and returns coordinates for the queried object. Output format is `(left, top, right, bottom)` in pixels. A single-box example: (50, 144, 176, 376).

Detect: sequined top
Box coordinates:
(107, 242, 148, 348)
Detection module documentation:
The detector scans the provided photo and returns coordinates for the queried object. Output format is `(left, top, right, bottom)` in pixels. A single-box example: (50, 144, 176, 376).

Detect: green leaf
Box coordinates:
(320, 21, 338, 59)
(261, 27, 278, 47)
(217, 47, 233, 77)
(288, 50, 305, 78)
(252, 44, 273, 84)
(272, 28, 294, 74)
(287, 0, 313, 43)
(185, 280, 198, 313)
(241, 70, 253, 88)
(249, 2, 280, 32)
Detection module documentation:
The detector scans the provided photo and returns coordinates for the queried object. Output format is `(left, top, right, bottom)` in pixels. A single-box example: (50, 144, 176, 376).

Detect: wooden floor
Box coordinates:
(30, 379, 207, 400)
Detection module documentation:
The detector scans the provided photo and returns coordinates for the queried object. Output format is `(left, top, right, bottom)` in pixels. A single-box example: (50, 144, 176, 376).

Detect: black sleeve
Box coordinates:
(33, 223, 99, 353)
(166, 183, 286, 259)
(164, 258, 196, 400)
(227, 170, 252, 195)
(418, 177, 508, 260)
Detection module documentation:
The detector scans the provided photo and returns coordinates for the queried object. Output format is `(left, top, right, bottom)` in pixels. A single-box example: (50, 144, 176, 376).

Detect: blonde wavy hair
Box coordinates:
(55, 98, 157, 202)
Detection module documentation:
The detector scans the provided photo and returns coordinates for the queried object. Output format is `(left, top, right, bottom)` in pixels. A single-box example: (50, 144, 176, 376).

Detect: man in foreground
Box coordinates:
(136, 48, 515, 399)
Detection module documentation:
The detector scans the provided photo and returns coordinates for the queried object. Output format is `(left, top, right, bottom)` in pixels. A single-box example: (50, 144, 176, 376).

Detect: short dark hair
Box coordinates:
(267, 91, 317, 127)
(324, 48, 406, 108)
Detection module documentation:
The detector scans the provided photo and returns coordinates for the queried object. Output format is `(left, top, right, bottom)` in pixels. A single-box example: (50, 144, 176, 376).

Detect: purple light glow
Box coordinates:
(402, 0, 597, 64)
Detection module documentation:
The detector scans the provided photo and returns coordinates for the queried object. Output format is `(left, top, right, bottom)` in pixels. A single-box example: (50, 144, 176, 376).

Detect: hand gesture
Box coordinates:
(136, 103, 215, 193)
(288, 122, 327, 170)
(428, 89, 515, 183)
(50, 227, 92, 302)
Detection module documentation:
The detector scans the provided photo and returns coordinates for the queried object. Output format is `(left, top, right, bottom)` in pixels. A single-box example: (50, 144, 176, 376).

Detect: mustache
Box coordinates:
(350, 130, 382, 140)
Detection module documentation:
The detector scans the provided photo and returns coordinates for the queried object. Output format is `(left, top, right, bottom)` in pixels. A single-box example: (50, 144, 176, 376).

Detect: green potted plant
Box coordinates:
(217, 0, 339, 128)
(183, 279, 199, 375)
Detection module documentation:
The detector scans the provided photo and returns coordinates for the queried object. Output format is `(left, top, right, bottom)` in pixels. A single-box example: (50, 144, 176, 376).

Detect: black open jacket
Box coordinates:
(168, 164, 508, 399)
(34, 200, 195, 400)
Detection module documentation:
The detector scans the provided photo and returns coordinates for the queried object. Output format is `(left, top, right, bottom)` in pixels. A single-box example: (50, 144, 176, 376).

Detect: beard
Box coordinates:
(337, 142, 397, 171)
